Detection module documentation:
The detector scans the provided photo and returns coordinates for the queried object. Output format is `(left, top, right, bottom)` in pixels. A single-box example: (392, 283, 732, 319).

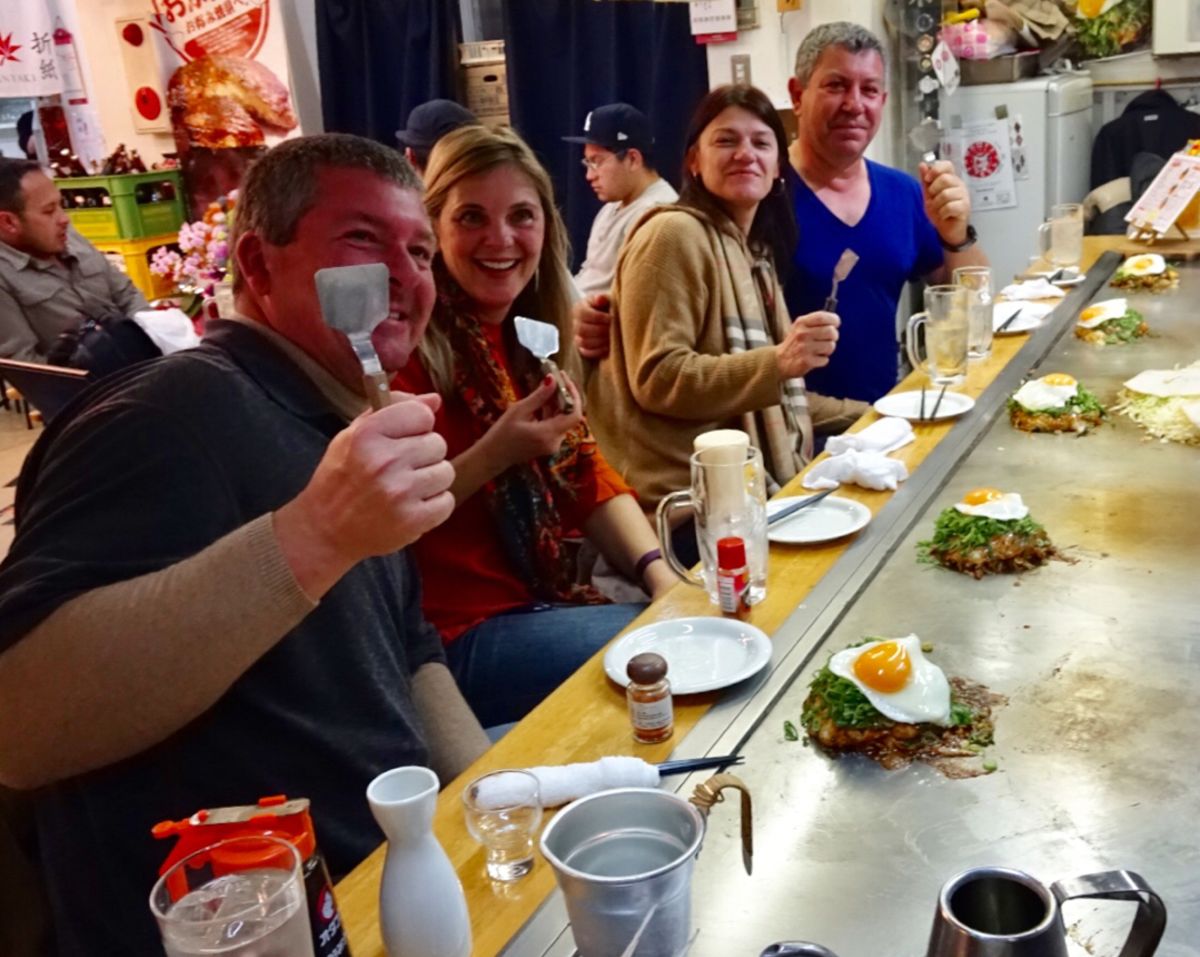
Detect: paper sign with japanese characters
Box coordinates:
(1125, 152, 1200, 236)
(942, 119, 1016, 211)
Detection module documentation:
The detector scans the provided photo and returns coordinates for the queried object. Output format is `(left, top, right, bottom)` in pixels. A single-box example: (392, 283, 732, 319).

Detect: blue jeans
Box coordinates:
(445, 602, 645, 728)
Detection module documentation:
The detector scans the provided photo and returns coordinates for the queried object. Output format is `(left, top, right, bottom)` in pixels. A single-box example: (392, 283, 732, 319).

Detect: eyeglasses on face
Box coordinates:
(581, 150, 628, 171)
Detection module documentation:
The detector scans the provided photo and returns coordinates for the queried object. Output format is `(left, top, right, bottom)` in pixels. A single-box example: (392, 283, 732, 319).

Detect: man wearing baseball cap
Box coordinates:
(395, 99, 478, 174)
(564, 103, 677, 315)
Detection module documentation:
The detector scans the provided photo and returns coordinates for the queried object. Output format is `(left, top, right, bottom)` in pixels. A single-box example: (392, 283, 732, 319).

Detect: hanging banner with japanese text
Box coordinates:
(0, 0, 65, 97)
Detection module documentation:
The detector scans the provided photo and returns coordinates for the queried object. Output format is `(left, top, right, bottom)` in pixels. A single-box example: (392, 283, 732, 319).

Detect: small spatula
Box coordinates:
(825, 249, 860, 312)
(315, 263, 392, 410)
(515, 315, 574, 413)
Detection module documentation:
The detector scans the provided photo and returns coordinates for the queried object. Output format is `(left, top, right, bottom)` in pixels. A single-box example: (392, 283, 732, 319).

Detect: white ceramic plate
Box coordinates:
(767, 495, 871, 545)
(603, 617, 772, 695)
(993, 301, 1053, 335)
(873, 390, 975, 422)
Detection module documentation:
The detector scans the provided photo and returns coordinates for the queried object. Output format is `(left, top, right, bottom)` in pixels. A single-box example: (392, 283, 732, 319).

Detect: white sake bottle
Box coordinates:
(366, 766, 472, 957)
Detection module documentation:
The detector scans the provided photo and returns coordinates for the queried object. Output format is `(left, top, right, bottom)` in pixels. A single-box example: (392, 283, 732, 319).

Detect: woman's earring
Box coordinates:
(772, 176, 786, 196)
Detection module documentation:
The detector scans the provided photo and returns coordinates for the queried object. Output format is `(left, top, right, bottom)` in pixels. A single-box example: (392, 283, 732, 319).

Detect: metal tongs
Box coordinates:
(515, 315, 574, 413)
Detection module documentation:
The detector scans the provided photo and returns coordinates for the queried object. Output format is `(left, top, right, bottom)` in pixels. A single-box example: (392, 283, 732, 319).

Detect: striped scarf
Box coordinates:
(714, 225, 814, 492)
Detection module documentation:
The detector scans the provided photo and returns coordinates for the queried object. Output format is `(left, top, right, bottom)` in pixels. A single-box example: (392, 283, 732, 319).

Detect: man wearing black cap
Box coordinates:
(565, 103, 677, 314)
(395, 98, 478, 174)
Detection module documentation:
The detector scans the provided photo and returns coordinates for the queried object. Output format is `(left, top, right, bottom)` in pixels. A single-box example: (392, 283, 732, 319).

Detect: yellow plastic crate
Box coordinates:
(93, 233, 179, 300)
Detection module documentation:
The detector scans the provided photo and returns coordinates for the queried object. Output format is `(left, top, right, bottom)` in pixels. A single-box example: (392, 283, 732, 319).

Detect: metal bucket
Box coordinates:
(540, 787, 706, 957)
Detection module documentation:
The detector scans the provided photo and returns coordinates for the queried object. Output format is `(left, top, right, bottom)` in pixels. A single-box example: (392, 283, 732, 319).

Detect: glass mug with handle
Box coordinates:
(905, 284, 969, 386)
(1037, 202, 1083, 268)
(656, 440, 768, 607)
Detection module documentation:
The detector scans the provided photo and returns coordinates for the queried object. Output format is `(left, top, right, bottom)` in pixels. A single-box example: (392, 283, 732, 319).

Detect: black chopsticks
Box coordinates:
(767, 487, 837, 526)
(996, 307, 1024, 334)
(657, 755, 744, 776)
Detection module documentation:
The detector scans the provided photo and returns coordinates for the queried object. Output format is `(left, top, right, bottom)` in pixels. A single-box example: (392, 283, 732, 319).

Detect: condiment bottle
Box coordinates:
(716, 536, 750, 617)
(626, 652, 673, 744)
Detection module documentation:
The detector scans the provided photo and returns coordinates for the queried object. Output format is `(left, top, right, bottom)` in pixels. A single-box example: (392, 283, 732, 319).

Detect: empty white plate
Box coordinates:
(873, 390, 975, 422)
(994, 301, 1054, 335)
(603, 617, 772, 695)
(767, 495, 871, 545)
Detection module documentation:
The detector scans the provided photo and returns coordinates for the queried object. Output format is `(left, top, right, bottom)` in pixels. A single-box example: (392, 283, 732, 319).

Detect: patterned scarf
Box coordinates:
(713, 222, 815, 491)
(438, 292, 608, 606)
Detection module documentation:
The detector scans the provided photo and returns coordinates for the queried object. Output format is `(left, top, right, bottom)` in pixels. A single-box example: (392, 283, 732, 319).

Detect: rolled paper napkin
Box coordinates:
(825, 416, 914, 456)
(802, 449, 908, 492)
(132, 308, 202, 354)
(473, 756, 660, 810)
(998, 278, 1066, 301)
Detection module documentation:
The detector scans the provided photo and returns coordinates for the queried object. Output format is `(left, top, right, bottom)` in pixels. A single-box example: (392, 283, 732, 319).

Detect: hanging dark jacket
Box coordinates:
(1090, 89, 1200, 189)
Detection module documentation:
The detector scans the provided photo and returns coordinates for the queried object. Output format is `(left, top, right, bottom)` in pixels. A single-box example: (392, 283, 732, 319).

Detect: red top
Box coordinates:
(392, 322, 632, 643)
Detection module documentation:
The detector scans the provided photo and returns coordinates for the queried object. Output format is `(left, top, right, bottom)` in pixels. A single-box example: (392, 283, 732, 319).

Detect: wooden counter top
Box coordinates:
(336, 237, 1122, 957)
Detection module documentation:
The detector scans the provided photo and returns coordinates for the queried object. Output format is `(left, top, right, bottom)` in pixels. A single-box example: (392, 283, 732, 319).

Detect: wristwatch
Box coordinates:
(941, 223, 978, 252)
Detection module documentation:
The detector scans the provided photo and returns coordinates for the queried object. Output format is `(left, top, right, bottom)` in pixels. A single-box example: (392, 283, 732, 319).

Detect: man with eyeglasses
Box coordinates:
(564, 103, 677, 342)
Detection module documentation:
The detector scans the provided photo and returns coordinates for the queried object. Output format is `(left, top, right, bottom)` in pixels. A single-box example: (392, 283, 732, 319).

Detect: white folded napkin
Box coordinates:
(473, 756, 659, 810)
(826, 416, 914, 456)
(998, 278, 1066, 301)
(992, 300, 1054, 330)
(132, 309, 202, 355)
(802, 449, 908, 492)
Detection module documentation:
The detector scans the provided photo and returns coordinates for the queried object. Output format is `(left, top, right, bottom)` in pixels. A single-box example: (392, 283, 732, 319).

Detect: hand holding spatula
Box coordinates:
(315, 263, 394, 410)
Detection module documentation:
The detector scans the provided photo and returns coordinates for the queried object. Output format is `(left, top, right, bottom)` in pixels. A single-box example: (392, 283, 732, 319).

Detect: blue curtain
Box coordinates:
(502, 1, 710, 269)
(316, 0, 462, 145)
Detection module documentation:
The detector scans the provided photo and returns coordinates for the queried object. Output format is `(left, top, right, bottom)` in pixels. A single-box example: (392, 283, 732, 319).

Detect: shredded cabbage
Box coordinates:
(1115, 390, 1200, 445)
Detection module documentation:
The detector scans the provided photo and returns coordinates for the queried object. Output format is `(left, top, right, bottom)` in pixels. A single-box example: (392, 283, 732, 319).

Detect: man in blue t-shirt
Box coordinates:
(785, 23, 990, 403)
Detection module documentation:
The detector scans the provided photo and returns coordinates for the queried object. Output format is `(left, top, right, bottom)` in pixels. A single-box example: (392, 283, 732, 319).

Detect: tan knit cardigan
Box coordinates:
(586, 205, 865, 513)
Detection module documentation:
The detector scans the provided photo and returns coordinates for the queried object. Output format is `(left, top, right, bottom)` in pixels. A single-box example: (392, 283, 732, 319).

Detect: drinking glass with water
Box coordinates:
(953, 266, 994, 360)
(150, 835, 314, 957)
(1037, 203, 1083, 268)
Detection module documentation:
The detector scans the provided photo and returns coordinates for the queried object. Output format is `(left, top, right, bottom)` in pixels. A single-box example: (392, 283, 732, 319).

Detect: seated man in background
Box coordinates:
(0, 134, 489, 955)
(784, 22, 989, 403)
(395, 98, 478, 175)
(565, 103, 677, 336)
(0, 158, 148, 362)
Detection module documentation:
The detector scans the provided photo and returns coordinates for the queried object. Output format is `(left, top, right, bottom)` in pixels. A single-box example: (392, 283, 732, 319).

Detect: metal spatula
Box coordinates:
(315, 263, 392, 410)
(909, 117, 941, 164)
(514, 315, 574, 413)
(825, 249, 859, 312)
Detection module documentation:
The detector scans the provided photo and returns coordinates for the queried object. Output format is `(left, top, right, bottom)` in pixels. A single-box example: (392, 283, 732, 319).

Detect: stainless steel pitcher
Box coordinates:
(539, 773, 752, 957)
(926, 866, 1166, 957)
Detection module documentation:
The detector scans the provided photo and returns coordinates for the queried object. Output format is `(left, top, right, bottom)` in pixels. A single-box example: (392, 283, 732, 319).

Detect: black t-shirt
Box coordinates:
(0, 321, 445, 956)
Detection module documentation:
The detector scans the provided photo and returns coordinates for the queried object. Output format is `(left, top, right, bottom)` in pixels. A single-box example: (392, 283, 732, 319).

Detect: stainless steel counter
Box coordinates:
(678, 263, 1200, 956)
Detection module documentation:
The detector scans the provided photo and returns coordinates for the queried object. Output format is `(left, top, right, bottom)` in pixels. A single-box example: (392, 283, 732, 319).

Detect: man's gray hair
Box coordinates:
(793, 21, 886, 85)
(231, 133, 422, 251)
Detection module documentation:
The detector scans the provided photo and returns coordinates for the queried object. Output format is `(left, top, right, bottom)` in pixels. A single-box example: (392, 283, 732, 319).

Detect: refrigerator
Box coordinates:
(938, 73, 1094, 285)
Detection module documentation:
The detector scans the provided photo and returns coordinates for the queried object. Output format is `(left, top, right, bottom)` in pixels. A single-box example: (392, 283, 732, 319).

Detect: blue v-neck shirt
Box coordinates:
(784, 160, 944, 403)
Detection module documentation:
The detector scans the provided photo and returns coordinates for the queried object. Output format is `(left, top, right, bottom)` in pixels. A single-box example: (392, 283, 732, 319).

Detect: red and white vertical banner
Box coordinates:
(0, 0, 65, 97)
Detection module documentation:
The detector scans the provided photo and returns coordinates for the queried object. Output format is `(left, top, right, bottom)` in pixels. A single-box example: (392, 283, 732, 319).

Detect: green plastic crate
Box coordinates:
(60, 169, 186, 242)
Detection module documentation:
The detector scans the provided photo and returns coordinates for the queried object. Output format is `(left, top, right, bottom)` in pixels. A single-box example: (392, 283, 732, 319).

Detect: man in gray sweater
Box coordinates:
(0, 134, 489, 955)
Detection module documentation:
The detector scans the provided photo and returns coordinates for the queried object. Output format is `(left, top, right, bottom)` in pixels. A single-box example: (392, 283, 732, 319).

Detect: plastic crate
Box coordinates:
(459, 39, 504, 64)
(59, 170, 186, 243)
(93, 232, 179, 300)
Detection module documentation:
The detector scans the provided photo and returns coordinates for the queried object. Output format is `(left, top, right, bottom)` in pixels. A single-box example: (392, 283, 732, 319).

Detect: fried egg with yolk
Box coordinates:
(1011, 373, 1078, 410)
(828, 635, 952, 725)
(1122, 253, 1166, 277)
(1077, 298, 1128, 329)
(953, 487, 1030, 521)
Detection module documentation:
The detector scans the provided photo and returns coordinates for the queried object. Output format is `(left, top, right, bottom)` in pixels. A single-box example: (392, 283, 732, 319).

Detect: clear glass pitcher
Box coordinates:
(655, 444, 768, 607)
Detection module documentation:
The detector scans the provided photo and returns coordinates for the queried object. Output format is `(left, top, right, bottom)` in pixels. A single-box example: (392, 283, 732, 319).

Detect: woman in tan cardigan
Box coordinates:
(587, 85, 867, 536)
